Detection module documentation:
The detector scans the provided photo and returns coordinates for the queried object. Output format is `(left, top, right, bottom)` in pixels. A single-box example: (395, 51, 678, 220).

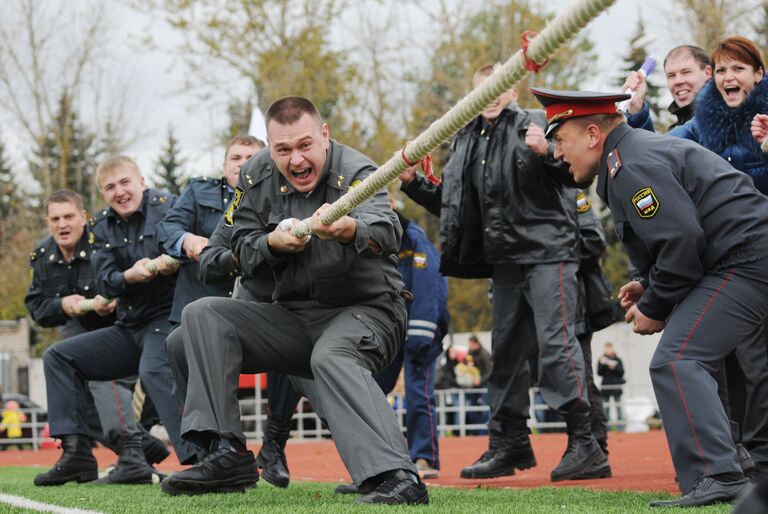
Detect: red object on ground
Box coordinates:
(0, 431, 676, 493)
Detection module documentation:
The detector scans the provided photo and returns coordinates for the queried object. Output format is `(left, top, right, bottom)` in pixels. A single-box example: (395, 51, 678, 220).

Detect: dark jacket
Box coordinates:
(625, 99, 695, 133)
(669, 77, 768, 193)
(401, 107, 578, 278)
(397, 214, 449, 365)
(597, 354, 625, 386)
(597, 123, 768, 321)
(90, 188, 178, 326)
(574, 192, 618, 335)
(198, 213, 275, 303)
(157, 176, 236, 322)
(25, 229, 115, 332)
(230, 140, 405, 307)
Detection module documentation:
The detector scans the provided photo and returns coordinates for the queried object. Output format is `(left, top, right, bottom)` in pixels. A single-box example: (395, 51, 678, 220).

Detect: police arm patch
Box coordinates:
(576, 192, 591, 213)
(413, 252, 428, 269)
(224, 186, 245, 227)
(632, 187, 660, 218)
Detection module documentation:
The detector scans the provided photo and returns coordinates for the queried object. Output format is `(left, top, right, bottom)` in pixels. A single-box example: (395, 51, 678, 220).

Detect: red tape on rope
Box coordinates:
(521, 31, 549, 73)
(401, 144, 440, 186)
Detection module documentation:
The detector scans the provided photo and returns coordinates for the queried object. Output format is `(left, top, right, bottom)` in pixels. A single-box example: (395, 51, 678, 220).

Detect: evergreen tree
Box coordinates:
(0, 138, 21, 221)
(28, 92, 99, 211)
(155, 127, 186, 196)
(221, 98, 255, 146)
(614, 17, 663, 119)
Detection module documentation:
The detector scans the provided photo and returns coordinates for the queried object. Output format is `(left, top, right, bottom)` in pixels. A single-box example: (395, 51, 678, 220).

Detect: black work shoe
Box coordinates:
(649, 477, 749, 507)
(732, 481, 766, 514)
(255, 439, 290, 488)
(34, 435, 98, 486)
(550, 440, 607, 482)
(160, 448, 259, 496)
(334, 483, 359, 495)
(355, 470, 428, 505)
(551, 403, 607, 482)
(737, 443, 756, 476)
(460, 444, 536, 479)
(142, 433, 170, 465)
(94, 436, 163, 485)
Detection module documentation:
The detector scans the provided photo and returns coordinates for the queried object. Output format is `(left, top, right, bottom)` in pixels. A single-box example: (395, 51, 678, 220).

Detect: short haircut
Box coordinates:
(225, 134, 264, 161)
(95, 155, 140, 188)
(472, 63, 503, 85)
(569, 113, 626, 132)
(664, 45, 712, 70)
(711, 36, 764, 72)
(45, 189, 84, 214)
(265, 96, 322, 127)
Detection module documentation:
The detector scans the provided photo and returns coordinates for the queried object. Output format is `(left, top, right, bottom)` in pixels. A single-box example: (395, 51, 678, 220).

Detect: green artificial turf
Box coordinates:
(0, 467, 733, 513)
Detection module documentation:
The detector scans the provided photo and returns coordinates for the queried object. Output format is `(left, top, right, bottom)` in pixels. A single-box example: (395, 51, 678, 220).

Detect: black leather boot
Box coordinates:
(255, 416, 292, 488)
(141, 429, 170, 465)
(460, 427, 536, 479)
(551, 402, 610, 482)
(34, 434, 98, 486)
(95, 434, 165, 484)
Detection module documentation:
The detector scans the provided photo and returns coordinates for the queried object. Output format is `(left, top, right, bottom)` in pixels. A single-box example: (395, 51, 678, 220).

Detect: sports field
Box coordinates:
(0, 432, 733, 513)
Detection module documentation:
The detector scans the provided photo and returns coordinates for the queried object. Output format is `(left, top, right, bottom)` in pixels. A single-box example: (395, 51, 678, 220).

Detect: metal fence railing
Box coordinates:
(0, 385, 655, 448)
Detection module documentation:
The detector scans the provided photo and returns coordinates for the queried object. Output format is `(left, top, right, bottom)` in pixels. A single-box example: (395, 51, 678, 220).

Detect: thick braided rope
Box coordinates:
(291, 0, 616, 237)
(77, 254, 180, 312)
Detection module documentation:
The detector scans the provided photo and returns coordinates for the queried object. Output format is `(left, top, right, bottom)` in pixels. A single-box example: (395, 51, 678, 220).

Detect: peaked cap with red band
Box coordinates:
(530, 87, 630, 137)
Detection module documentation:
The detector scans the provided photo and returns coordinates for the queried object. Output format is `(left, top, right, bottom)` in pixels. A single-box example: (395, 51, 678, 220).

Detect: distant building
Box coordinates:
(0, 318, 31, 395)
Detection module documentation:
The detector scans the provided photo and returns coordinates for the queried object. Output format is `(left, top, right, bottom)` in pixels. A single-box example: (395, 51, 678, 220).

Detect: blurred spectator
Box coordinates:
(464, 335, 491, 435)
(597, 343, 625, 427)
(0, 400, 27, 450)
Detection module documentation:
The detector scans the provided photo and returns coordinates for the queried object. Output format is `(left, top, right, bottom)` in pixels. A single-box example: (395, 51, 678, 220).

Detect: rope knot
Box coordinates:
(401, 144, 441, 186)
(521, 31, 549, 73)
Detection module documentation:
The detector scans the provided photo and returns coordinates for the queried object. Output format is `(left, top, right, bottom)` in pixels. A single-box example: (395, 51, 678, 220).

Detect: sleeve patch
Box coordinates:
(224, 186, 245, 227)
(576, 192, 591, 213)
(413, 252, 428, 269)
(632, 187, 660, 218)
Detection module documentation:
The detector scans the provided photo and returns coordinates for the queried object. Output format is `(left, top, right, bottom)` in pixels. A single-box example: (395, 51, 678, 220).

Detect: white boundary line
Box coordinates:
(0, 493, 104, 514)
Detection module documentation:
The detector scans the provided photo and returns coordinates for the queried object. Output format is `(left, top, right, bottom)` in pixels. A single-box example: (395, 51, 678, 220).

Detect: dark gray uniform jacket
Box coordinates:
(90, 189, 178, 326)
(597, 123, 768, 321)
(157, 177, 236, 322)
(25, 229, 115, 332)
(230, 140, 405, 306)
(198, 214, 274, 303)
(401, 106, 578, 278)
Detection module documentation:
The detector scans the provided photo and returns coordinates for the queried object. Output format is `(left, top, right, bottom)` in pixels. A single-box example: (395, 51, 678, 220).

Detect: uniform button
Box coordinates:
(124, 238, 128, 243)
(228, 291, 232, 296)
(486, 136, 490, 141)
(481, 160, 486, 165)
(84, 285, 89, 291)
(139, 235, 144, 241)
(128, 305, 133, 310)
(106, 243, 111, 249)
(484, 228, 490, 232)
(55, 293, 60, 297)
(67, 265, 71, 270)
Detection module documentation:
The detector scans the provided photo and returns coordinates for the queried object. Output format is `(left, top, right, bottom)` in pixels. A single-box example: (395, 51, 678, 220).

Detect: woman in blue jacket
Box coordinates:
(670, 36, 768, 193)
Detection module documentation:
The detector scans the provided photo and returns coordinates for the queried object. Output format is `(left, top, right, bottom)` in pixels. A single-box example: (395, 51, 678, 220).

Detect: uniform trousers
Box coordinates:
(488, 261, 587, 434)
(166, 328, 303, 424)
(58, 321, 141, 450)
(649, 256, 768, 494)
(171, 295, 417, 486)
(375, 343, 443, 469)
(44, 316, 196, 464)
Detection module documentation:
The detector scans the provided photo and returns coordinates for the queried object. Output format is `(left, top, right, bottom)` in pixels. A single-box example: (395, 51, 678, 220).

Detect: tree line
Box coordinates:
(1, 0, 765, 338)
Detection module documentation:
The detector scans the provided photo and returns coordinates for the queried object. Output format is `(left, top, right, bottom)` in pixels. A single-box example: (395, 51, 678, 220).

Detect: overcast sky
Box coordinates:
(3, 0, 682, 188)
